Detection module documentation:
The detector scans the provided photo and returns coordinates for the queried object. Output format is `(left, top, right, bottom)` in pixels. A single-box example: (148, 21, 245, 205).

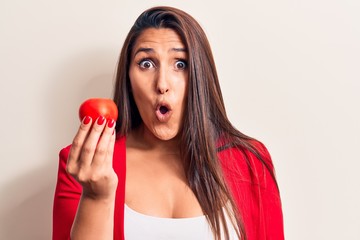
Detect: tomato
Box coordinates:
(79, 98, 118, 123)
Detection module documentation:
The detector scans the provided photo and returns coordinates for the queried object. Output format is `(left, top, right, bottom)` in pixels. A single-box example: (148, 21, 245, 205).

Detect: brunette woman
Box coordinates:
(53, 6, 284, 240)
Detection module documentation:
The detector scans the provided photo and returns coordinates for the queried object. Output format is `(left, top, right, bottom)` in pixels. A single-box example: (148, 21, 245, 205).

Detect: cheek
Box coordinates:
(129, 74, 154, 119)
(129, 68, 154, 95)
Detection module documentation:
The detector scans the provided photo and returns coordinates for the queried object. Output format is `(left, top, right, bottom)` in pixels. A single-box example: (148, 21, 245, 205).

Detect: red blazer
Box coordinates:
(53, 136, 284, 240)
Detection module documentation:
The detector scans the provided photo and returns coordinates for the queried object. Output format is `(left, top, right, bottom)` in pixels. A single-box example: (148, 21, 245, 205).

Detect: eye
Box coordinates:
(175, 60, 187, 70)
(138, 59, 155, 69)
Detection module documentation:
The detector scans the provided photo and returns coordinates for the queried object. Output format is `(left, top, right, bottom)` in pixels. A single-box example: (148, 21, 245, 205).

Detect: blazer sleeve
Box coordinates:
(219, 141, 284, 240)
(52, 145, 81, 240)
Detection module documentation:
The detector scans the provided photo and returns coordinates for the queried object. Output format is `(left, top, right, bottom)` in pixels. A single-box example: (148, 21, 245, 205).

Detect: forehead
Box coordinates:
(132, 28, 185, 54)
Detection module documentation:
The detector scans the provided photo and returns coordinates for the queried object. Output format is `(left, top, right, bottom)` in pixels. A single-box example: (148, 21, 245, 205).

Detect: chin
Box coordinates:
(155, 133, 177, 141)
(153, 128, 180, 141)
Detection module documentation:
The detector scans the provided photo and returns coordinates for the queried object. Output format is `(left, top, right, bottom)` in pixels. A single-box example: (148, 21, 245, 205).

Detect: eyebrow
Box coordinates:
(171, 47, 187, 53)
(133, 47, 188, 57)
(134, 47, 154, 56)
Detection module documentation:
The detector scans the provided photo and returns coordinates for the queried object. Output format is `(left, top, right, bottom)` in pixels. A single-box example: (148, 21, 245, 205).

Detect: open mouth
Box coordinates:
(156, 104, 172, 122)
(159, 105, 169, 114)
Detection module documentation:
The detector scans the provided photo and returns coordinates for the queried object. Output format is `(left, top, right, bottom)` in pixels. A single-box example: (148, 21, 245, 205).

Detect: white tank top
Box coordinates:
(124, 204, 239, 240)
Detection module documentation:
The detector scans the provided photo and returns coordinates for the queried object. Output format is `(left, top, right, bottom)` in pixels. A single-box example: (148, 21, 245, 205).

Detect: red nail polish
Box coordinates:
(96, 116, 105, 125)
(107, 119, 115, 128)
(83, 116, 91, 125)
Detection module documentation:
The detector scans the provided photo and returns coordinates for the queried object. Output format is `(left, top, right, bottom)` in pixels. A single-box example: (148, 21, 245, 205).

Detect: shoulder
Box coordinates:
(218, 140, 284, 239)
(218, 140, 276, 190)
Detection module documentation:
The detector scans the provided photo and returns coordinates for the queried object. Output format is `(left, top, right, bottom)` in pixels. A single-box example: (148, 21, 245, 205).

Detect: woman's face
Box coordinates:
(129, 28, 188, 141)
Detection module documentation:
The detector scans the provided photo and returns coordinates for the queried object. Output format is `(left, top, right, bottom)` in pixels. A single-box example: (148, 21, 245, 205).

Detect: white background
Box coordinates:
(1, 0, 359, 239)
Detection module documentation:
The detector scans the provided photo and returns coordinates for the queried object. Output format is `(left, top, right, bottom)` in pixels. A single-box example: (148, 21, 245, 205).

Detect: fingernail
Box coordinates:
(96, 116, 105, 125)
(107, 119, 115, 128)
(82, 116, 91, 125)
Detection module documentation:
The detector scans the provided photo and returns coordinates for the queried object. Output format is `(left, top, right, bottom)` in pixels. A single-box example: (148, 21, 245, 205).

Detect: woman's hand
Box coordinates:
(65, 116, 118, 240)
(67, 116, 118, 201)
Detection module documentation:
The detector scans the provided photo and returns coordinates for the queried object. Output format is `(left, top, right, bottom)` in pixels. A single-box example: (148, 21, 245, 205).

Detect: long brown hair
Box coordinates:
(113, 6, 277, 240)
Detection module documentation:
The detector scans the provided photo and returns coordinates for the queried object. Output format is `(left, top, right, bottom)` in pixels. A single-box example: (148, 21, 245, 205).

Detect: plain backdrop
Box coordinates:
(1, 0, 359, 239)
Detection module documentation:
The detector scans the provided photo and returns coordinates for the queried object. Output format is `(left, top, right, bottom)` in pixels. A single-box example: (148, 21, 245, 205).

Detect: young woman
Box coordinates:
(53, 6, 284, 240)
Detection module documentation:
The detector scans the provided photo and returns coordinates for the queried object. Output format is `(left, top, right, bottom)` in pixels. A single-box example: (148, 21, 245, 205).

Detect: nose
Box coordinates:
(156, 68, 169, 94)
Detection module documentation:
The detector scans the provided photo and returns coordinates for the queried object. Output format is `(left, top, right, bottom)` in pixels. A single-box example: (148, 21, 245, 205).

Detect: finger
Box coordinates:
(91, 119, 116, 167)
(79, 116, 107, 167)
(105, 122, 116, 168)
(67, 116, 93, 169)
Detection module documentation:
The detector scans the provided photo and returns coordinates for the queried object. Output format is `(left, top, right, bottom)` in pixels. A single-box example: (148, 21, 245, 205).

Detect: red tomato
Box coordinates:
(79, 98, 118, 123)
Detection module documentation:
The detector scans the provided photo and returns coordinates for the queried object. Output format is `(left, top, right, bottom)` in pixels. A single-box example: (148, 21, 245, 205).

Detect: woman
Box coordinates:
(53, 6, 284, 240)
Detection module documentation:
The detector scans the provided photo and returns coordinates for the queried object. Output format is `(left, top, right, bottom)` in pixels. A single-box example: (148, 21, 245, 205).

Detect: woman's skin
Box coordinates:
(66, 28, 203, 240)
(126, 28, 203, 218)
